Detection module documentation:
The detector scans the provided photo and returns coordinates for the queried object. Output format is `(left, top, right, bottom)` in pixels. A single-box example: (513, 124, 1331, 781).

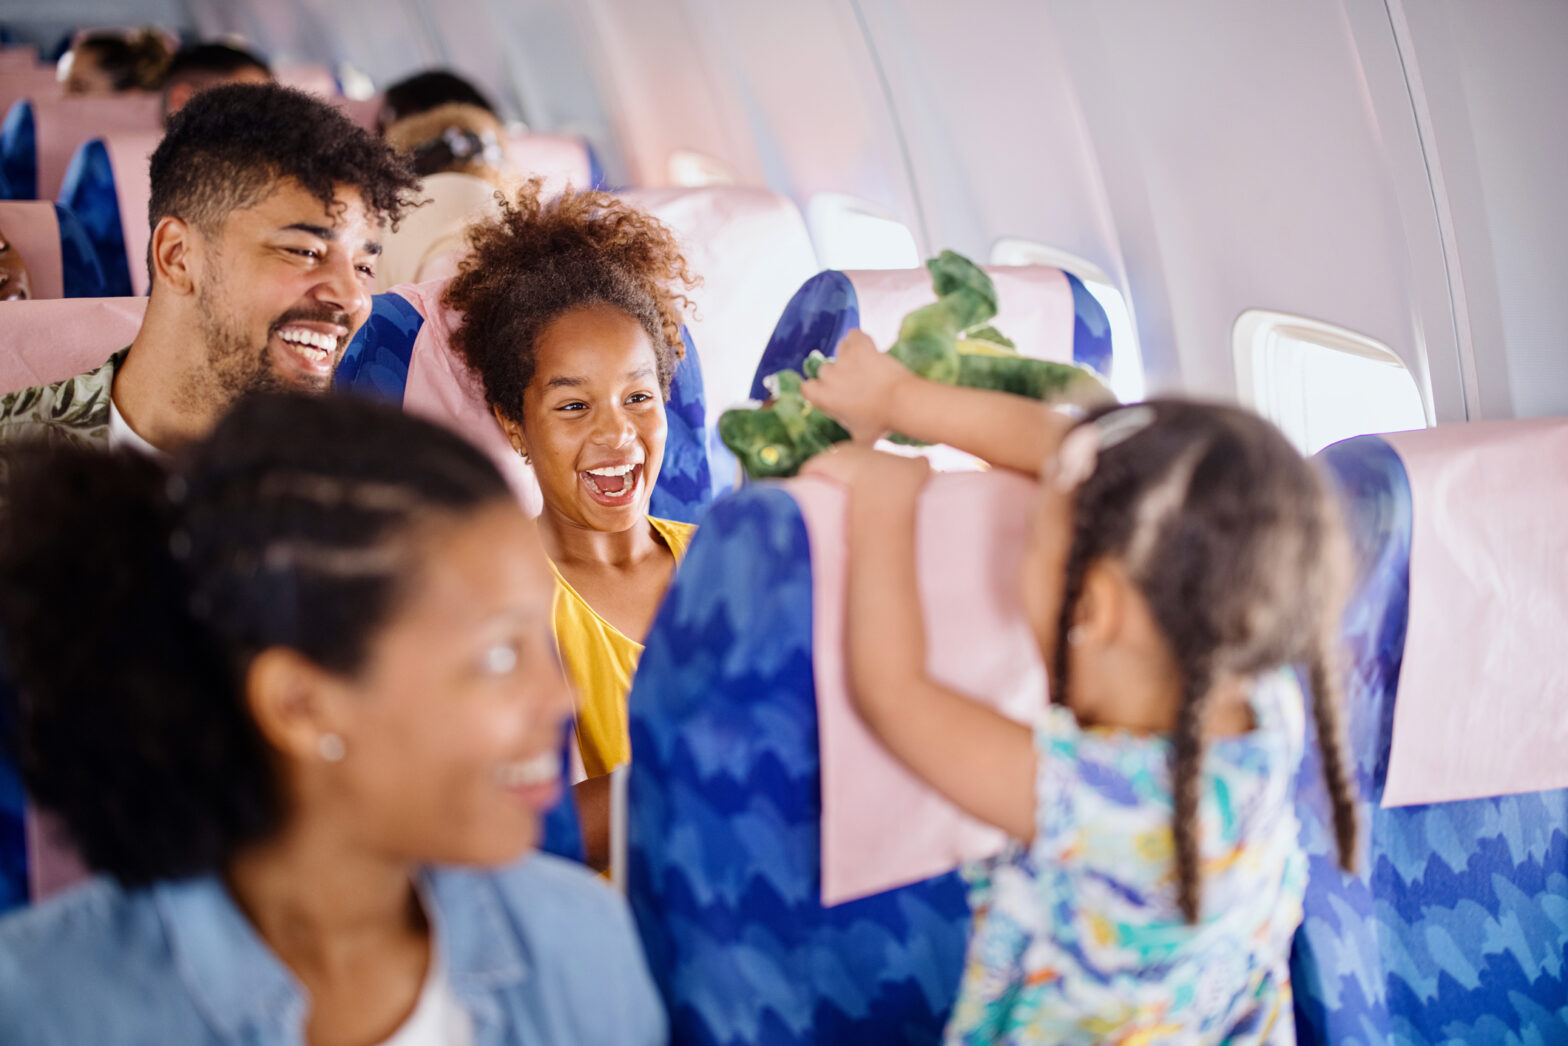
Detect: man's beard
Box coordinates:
(185, 273, 345, 419)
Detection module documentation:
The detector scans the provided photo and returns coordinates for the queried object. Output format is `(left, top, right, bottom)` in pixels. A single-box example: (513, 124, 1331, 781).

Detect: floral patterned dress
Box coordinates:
(946, 670, 1308, 1045)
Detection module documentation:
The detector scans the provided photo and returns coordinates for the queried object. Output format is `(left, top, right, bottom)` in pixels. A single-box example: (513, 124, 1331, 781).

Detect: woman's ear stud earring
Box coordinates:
(1066, 625, 1087, 647)
(318, 733, 346, 763)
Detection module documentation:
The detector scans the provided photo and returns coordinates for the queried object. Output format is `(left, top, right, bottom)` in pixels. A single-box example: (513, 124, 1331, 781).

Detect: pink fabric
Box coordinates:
(0, 46, 41, 69)
(335, 95, 381, 132)
(621, 186, 819, 420)
(0, 200, 64, 299)
(504, 133, 593, 195)
(389, 280, 544, 515)
(274, 64, 338, 98)
(789, 470, 1050, 905)
(25, 808, 89, 902)
(845, 265, 1076, 363)
(1380, 420, 1568, 807)
(0, 69, 59, 128)
(103, 130, 160, 296)
(31, 94, 160, 200)
(0, 295, 145, 393)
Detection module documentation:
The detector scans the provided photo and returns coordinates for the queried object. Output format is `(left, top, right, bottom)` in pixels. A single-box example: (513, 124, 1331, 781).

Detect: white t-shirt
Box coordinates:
(376, 960, 475, 1046)
(107, 399, 169, 462)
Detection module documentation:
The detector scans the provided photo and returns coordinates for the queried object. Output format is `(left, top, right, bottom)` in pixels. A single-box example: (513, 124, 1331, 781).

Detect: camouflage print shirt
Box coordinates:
(0, 348, 128, 489)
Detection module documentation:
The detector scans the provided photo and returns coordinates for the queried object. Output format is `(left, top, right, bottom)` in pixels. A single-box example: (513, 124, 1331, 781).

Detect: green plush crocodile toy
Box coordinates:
(719, 250, 1114, 478)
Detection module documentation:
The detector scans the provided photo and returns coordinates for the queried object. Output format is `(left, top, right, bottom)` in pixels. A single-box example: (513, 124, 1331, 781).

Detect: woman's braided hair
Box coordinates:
(0, 393, 510, 884)
(1052, 399, 1359, 923)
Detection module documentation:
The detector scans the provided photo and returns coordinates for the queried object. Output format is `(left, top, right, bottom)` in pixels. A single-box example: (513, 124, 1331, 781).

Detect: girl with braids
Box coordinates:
(800, 331, 1359, 1044)
(443, 182, 699, 870)
(0, 394, 665, 1045)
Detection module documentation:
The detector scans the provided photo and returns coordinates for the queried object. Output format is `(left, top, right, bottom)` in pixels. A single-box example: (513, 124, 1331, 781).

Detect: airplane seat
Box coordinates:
(626, 467, 1055, 1043)
(273, 63, 338, 98)
(0, 199, 108, 298)
(1292, 428, 1568, 1044)
(750, 264, 1111, 405)
(336, 281, 714, 525)
(375, 171, 498, 292)
(0, 69, 58, 158)
(0, 295, 145, 394)
(57, 130, 158, 297)
(0, 94, 160, 202)
(334, 95, 381, 133)
(503, 131, 598, 194)
(619, 186, 821, 492)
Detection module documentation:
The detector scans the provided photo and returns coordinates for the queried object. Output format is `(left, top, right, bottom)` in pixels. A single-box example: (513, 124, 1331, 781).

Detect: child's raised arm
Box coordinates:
(802, 445, 1038, 842)
(801, 330, 1076, 473)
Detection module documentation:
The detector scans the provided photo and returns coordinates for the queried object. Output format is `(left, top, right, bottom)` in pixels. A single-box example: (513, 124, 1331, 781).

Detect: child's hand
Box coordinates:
(801, 442, 930, 492)
(801, 330, 910, 442)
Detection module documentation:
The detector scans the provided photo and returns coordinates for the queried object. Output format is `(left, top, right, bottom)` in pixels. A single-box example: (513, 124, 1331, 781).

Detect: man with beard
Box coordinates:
(0, 83, 418, 465)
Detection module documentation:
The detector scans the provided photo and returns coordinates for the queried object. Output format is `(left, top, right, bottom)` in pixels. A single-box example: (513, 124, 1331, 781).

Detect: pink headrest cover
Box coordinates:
(0, 200, 63, 299)
(1380, 420, 1568, 806)
(0, 296, 146, 394)
(789, 470, 1049, 905)
(504, 133, 592, 195)
(620, 186, 819, 416)
(845, 265, 1075, 363)
(31, 94, 160, 200)
(102, 130, 161, 296)
(387, 280, 543, 515)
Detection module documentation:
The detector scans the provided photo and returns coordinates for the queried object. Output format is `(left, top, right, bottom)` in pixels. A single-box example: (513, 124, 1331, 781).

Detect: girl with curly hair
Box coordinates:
(444, 182, 699, 869)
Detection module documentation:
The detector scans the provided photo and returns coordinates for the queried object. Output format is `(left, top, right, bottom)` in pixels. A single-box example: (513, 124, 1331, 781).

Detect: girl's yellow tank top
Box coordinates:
(549, 516, 696, 779)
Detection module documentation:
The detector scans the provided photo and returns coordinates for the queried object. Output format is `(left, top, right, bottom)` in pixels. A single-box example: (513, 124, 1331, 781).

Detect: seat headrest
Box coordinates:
(1, 94, 160, 202)
(751, 264, 1110, 402)
(0, 198, 108, 298)
(0, 295, 145, 394)
(1322, 421, 1568, 807)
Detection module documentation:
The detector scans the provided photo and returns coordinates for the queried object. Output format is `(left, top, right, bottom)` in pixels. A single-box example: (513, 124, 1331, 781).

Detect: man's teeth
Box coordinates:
(278, 329, 337, 356)
(585, 464, 638, 477)
(496, 751, 559, 789)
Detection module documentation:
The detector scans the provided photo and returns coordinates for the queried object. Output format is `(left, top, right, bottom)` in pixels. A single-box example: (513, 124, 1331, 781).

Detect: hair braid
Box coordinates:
(1170, 657, 1214, 923)
(1308, 628, 1359, 874)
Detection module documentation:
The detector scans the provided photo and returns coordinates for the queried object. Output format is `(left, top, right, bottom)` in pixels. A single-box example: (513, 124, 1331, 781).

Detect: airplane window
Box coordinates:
(667, 150, 739, 187)
(806, 193, 920, 271)
(1233, 310, 1429, 455)
(990, 238, 1145, 402)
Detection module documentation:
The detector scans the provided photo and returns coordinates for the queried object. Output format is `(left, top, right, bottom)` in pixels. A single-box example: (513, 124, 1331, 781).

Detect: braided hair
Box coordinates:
(1052, 399, 1359, 923)
(0, 393, 510, 885)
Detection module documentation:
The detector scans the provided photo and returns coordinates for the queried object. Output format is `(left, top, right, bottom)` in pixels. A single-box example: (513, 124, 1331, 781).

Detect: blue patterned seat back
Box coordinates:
(57, 139, 133, 297)
(1292, 435, 1568, 1043)
(751, 267, 1112, 399)
(336, 292, 713, 524)
(0, 100, 35, 200)
(51, 202, 108, 297)
(626, 486, 970, 1045)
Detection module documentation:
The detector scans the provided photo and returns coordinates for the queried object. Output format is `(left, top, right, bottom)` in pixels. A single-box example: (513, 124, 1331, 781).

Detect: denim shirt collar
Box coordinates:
(154, 869, 532, 1041)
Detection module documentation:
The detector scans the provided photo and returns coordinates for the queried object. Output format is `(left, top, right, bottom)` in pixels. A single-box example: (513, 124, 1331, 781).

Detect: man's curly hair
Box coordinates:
(149, 83, 419, 240)
(443, 181, 698, 426)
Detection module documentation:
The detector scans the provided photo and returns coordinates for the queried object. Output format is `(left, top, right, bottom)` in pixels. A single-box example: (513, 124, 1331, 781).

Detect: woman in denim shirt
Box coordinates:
(0, 393, 667, 1045)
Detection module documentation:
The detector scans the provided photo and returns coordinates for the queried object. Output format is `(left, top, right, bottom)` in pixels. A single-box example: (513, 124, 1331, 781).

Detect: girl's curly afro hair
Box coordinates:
(443, 181, 698, 426)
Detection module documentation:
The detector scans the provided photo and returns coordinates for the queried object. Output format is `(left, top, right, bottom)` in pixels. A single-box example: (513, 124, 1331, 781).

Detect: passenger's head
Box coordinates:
(379, 71, 505, 182)
(0, 394, 571, 885)
(0, 225, 31, 301)
(61, 29, 172, 95)
(1026, 400, 1358, 921)
(162, 41, 273, 121)
(377, 69, 497, 134)
(445, 182, 696, 534)
(146, 84, 418, 400)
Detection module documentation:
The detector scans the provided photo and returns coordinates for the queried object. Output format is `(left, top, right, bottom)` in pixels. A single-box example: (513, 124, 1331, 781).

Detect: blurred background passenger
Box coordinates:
(0, 226, 30, 301)
(374, 69, 510, 289)
(59, 28, 173, 96)
(443, 184, 698, 869)
(161, 40, 273, 121)
(0, 393, 666, 1045)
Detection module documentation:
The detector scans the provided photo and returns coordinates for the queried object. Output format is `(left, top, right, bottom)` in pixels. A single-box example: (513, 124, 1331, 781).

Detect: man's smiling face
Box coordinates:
(191, 178, 381, 401)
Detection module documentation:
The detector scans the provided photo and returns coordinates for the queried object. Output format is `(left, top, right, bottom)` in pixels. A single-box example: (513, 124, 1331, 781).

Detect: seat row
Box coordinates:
(0, 89, 602, 298)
